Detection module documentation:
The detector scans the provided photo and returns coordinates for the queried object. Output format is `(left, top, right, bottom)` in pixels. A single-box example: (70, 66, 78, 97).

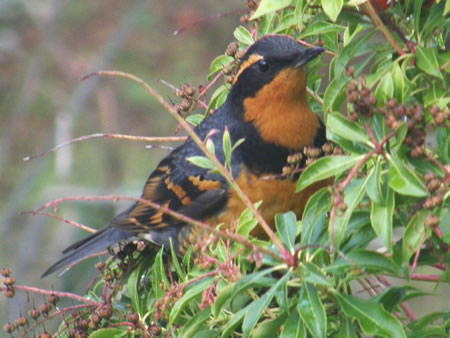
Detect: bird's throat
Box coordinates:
(242, 68, 319, 150)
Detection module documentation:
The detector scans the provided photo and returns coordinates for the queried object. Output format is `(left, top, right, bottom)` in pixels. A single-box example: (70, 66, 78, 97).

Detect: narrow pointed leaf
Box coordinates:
(233, 26, 254, 45)
(326, 113, 371, 145)
(333, 178, 369, 249)
(250, 0, 291, 20)
(322, 0, 343, 22)
(297, 283, 327, 337)
(416, 47, 443, 79)
(169, 277, 214, 325)
(297, 155, 363, 191)
(275, 212, 297, 253)
(370, 188, 394, 252)
(388, 157, 428, 197)
(242, 272, 290, 337)
(335, 294, 406, 337)
(328, 249, 399, 275)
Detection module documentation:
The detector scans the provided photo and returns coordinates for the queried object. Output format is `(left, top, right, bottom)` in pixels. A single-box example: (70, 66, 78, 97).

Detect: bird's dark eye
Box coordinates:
(257, 59, 269, 72)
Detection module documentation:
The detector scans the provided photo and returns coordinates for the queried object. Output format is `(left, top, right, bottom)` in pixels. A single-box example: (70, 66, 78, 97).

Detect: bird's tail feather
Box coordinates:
(41, 227, 130, 278)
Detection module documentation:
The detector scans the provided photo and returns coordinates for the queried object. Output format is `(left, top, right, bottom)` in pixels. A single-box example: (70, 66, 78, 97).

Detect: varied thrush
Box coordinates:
(42, 35, 327, 277)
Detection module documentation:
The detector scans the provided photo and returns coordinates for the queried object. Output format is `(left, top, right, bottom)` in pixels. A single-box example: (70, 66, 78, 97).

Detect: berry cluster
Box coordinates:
(346, 78, 377, 119)
(174, 83, 196, 115)
(282, 142, 343, 177)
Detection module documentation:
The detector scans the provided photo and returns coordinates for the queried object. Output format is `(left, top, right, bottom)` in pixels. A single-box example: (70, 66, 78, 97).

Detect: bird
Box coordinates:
(42, 35, 327, 278)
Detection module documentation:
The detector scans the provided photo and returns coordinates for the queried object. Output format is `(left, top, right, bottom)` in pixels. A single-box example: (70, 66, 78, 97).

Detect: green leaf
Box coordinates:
(407, 311, 449, 332)
(326, 113, 371, 146)
(186, 113, 204, 126)
(402, 210, 429, 264)
(179, 308, 211, 338)
(301, 188, 331, 247)
(207, 84, 229, 111)
(186, 156, 215, 169)
(233, 26, 254, 45)
(445, 0, 450, 16)
(366, 160, 385, 205)
(223, 128, 232, 168)
(301, 21, 346, 38)
(205, 138, 215, 156)
(393, 122, 408, 149)
(169, 238, 185, 280)
(321, 0, 343, 22)
(275, 212, 297, 253)
(242, 272, 290, 337)
(127, 266, 142, 315)
(250, 0, 292, 20)
(328, 249, 399, 275)
(168, 277, 215, 325)
(334, 31, 374, 77)
(88, 328, 128, 338)
(281, 310, 306, 337)
(208, 55, 234, 79)
(323, 77, 348, 113)
(375, 71, 393, 103)
(301, 262, 333, 287)
(333, 178, 369, 249)
(416, 47, 443, 79)
(335, 294, 406, 337)
(388, 157, 428, 197)
(221, 307, 246, 338)
(252, 311, 289, 337)
(392, 62, 405, 103)
(152, 248, 168, 299)
(297, 283, 327, 337)
(213, 284, 234, 317)
(231, 267, 278, 302)
(375, 286, 407, 312)
(297, 155, 363, 192)
(336, 317, 357, 338)
(370, 188, 395, 253)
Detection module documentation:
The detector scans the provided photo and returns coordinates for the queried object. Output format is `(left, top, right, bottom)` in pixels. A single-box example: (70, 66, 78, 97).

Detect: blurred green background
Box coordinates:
(0, 0, 242, 323)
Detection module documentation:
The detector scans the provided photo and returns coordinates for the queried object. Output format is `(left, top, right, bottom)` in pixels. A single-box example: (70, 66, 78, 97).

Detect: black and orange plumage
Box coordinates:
(42, 35, 326, 278)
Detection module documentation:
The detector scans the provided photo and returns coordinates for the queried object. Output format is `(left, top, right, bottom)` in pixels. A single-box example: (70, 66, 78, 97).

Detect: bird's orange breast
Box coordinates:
(206, 168, 330, 239)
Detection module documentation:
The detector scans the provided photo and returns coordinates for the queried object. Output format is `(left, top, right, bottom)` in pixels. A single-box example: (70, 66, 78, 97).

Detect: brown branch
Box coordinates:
(1, 285, 100, 306)
(362, 3, 405, 56)
(26, 210, 96, 233)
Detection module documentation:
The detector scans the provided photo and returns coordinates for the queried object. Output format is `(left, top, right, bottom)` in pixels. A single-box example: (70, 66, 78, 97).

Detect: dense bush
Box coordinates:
(2, 0, 449, 336)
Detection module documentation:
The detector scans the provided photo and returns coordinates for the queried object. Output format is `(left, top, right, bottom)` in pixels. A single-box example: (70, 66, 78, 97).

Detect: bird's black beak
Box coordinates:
(292, 47, 325, 68)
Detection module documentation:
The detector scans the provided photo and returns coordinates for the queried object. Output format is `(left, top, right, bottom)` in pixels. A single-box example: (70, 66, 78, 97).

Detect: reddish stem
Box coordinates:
(377, 275, 417, 322)
(0, 285, 100, 306)
(410, 274, 442, 281)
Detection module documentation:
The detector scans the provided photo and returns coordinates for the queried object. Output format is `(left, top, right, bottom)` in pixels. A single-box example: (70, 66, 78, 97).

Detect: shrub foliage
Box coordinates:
(2, 0, 449, 337)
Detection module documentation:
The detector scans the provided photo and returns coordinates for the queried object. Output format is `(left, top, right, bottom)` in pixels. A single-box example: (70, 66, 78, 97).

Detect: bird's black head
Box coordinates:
(226, 35, 325, 150)
(228, 35, 324, 106)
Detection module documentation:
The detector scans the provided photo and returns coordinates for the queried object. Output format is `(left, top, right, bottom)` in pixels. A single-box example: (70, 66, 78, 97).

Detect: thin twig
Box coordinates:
(0, 285, 100, 306)
(23, 133, 186, 161)
(362, 3, 405, 56)
(26, 210, 96, 233)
